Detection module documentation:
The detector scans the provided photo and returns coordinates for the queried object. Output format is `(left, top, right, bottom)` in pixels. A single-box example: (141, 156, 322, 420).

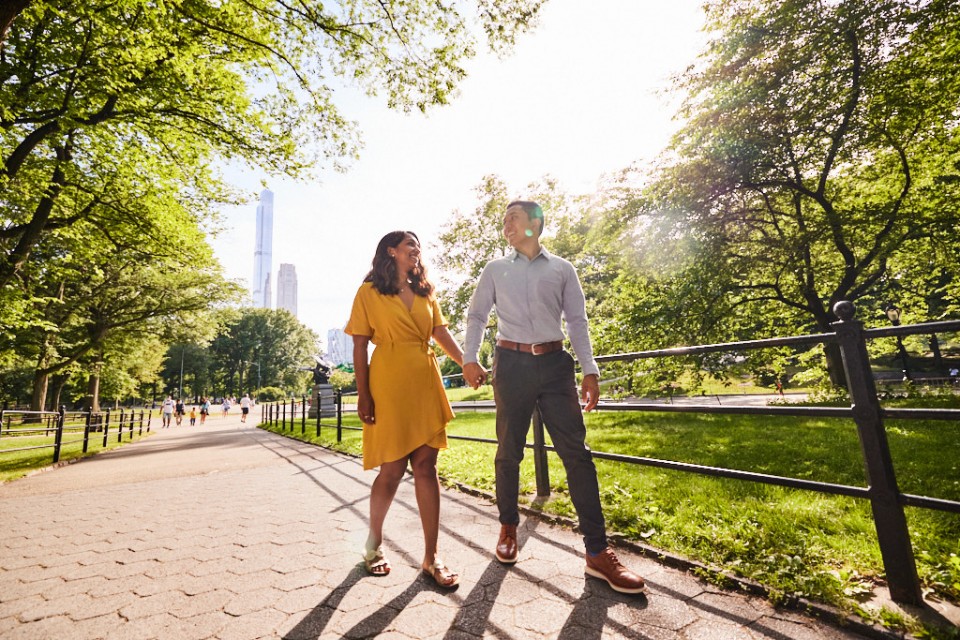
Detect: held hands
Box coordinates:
(463, 362, 488, 390)
(581, 374, 600, 412)
(358, 393, 375, 424)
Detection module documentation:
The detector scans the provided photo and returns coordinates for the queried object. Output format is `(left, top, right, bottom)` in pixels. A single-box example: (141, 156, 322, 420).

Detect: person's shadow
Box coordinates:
(556, 578, 649, 639)
(281, 568, 363, 639)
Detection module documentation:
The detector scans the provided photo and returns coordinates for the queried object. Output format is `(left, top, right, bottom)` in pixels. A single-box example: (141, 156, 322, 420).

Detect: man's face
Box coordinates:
(502, 205, 538, 247)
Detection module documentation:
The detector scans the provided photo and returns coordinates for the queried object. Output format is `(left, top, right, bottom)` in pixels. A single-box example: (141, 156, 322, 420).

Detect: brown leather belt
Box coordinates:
(496, 339, 563, 355)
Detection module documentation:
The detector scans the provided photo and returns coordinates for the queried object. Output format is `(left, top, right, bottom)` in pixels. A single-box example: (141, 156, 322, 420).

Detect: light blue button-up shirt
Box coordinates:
(463, 247, 600, 377)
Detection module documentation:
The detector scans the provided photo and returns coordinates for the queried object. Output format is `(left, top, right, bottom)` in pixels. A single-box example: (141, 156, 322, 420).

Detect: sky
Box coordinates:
(212, 0, 709, 348)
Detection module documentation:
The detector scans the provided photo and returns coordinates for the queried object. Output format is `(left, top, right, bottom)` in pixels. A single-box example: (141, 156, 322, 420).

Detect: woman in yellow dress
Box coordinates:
(345, 230, 464, 589)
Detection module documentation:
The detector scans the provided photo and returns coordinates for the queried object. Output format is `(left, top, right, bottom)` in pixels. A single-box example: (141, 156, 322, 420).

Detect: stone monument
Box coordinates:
(308, 360, 336, 419)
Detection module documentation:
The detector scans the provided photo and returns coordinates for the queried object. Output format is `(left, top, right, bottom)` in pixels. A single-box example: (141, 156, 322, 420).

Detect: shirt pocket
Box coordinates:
(535, 271, 564, 309)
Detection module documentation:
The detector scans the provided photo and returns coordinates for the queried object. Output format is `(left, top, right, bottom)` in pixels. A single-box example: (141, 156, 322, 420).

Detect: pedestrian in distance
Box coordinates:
(240, 393, 252, 423)
(221, 397, 231, 418)
(174, 398, 185, 426)
(462, 200, 646, 595)
(345, 230, 465, 589)
(199, 397, 210, 425)
(161, 396, 174, 428)
(189, 406, 197, 426)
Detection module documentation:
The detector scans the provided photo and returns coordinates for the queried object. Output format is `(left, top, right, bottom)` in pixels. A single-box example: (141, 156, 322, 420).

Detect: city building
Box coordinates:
(326, 328, 354, 367)
(276, 263, 298, 317)
(252, 189, 274, 308)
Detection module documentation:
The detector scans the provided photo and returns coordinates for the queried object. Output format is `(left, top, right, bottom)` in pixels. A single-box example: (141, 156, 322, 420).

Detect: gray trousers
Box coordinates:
(492, 347, 608, 554)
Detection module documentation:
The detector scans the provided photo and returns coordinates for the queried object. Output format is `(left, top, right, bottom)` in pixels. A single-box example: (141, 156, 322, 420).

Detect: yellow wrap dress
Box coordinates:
(345, 282, 454, 470)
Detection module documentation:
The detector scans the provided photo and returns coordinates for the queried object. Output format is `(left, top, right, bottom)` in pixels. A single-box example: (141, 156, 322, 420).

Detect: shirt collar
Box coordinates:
(510, 246, 552, 262)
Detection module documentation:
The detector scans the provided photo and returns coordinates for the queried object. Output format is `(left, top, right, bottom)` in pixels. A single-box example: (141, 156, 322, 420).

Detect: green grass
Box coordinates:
(444, 384, 494, 402)
(260, 396, 960, 631)
(0, 423, 156, 482)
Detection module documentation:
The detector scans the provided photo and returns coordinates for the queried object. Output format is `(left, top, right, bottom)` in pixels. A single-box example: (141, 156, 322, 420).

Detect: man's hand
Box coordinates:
(463, 362, 488, 389)
(580, 374, 600, 412)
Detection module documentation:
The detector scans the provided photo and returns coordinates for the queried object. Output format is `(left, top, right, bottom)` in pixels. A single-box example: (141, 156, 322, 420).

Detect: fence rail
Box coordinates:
(0, 407, 153, 464)
(259, 301, 959, 606)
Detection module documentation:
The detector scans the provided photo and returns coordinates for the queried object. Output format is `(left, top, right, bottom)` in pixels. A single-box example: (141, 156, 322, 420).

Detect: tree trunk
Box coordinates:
(0, 0, 29, 47)
(930, 334, 943, 372)
(31, 370, 48, 413)
(50, 374, 67, 411)
(87, 373, 101, 413)
(824, 342, 847, 388)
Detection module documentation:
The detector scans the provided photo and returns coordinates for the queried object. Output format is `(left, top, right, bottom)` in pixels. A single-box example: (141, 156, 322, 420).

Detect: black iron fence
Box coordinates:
(0, 407, 153, 464)
(260, 392, 344, 439)
(259, 301, 958, 606)
(579, 301, 959, 606)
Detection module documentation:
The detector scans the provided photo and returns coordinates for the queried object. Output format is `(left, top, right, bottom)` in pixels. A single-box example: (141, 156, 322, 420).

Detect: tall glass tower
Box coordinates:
(252, 189, 274, 308)
(277, 263, 298, 317)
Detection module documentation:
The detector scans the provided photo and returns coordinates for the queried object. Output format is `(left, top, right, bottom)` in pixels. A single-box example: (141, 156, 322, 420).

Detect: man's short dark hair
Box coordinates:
(506, 200, 545, 237)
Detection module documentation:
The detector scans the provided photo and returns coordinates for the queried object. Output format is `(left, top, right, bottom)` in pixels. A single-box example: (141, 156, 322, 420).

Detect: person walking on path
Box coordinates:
(462, 200, 646, 595)
(240, 394, 252, 423)
(199, 397, 210, 425)
(346, 230, 465, 589)
(160, 396, 174, 428)
(221, 397, 231, 418)
(174, 398, 186, 426)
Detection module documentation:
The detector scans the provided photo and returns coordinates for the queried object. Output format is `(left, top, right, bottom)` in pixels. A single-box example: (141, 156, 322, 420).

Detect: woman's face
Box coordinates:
(391, 233, 421, 276)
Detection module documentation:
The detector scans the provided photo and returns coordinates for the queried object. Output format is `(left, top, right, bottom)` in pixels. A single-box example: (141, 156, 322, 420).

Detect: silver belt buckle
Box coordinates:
(531, 342, 548, 355)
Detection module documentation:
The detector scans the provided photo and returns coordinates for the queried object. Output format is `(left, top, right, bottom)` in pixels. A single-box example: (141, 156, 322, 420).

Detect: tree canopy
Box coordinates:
(0, 0, 545, 285)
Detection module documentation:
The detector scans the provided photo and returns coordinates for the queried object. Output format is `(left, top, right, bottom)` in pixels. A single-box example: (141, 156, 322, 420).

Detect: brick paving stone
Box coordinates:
(162, 610, 231, 640)
(223, 586, 284, 617)
(217, 606, 289, 640)
(3, 614, 77, 639)
(119, 590, 191, 620)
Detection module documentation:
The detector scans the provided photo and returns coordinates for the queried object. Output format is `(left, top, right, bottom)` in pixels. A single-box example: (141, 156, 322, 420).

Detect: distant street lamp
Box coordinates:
(884, 303, 912, 382)
(179, 345, 185, 399)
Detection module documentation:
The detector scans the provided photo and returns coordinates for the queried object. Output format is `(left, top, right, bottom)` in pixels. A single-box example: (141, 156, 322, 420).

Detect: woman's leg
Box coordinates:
(366, 458, 407, 552)
(408, 445, 441, 567)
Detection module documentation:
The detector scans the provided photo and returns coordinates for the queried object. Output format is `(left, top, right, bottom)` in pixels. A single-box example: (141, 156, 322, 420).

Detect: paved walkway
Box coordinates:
(0, 415, 883, 639)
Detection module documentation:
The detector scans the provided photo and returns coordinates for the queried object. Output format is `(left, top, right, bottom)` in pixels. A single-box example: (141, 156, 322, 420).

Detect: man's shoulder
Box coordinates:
(484, 254, 514, 268)
(540, 247, 574, 268)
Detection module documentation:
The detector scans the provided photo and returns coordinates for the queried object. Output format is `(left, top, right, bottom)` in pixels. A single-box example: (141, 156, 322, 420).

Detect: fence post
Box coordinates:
(832, 300, 922, 605)
(83, 410, 92, 453)
(52, 406, 66, 463)
(102, 408, 111, 448)
(118, 408, 125, 443)
(282, 401, 287, 429)
(301, 395, 306, 434)
(532, 404, 551, 497)
(336, 390, 342, 443)
(290, 397, 295, 432)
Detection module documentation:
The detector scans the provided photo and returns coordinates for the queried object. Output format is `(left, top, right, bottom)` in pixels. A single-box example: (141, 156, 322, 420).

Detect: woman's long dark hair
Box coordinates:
(364, 231, 435, 296)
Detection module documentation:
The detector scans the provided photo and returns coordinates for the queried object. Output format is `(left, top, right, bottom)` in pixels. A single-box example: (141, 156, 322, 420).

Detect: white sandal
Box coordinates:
(422, 559, 459, 588)
(363, 546, 391, 576)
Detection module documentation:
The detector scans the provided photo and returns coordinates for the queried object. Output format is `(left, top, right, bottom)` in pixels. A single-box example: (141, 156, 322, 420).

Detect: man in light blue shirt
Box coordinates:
(462, 200, 645, 595)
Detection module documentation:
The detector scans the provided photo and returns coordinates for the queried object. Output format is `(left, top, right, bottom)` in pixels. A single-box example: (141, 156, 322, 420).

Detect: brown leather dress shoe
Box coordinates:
(585, 547, 646, 594)
(495, 524, 518, 564)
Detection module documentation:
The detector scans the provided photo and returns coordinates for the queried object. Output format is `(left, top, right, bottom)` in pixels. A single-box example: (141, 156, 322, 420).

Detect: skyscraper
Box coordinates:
(326, 328, 354, 367)
(252, 189, 274, 308)
(277, 263, 298, 317)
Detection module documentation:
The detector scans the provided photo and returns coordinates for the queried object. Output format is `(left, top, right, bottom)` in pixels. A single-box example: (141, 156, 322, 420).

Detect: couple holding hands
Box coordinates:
(345, 201, 645, 595)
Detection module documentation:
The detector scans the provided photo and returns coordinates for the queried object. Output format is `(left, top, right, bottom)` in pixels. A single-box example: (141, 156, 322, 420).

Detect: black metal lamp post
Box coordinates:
(884, 303, 913, 382)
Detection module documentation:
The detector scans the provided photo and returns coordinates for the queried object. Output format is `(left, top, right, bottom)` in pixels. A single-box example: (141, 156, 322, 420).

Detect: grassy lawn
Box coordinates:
(0, 421, 156, 482)
(261, 395, 960, 634)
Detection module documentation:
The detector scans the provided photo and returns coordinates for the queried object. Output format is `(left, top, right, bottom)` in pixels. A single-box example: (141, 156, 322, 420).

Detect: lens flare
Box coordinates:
(525, 229, 533, 237)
